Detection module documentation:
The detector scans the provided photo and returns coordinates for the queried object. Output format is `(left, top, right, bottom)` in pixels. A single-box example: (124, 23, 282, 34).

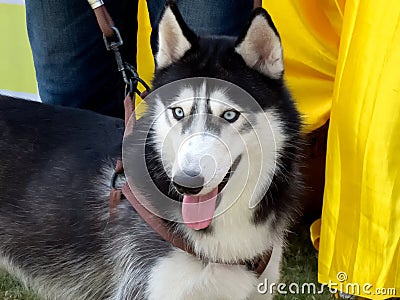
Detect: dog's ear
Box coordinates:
(235, 8, 284, 79)
(156, 2, 197, 69)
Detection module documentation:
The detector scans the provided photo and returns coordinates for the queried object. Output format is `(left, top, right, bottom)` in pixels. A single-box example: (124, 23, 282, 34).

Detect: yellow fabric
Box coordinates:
(319, 1, 400, 298)
(137, 0, 154, 88)
(263, 0, 343, 133)
(0, 3, 37, 94)
(262, 1, 400, 298)
(310, 218, 322, 251)
(135, 0, 153, 117)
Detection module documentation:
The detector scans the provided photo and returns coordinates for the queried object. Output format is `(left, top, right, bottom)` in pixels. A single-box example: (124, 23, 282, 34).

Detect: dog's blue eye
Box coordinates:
(172, 107, 185, 120)
(222, 110, 240, 123)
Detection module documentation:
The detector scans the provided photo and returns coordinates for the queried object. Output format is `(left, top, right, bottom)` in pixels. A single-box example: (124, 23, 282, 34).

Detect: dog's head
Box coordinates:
(124, 4, 302, 235)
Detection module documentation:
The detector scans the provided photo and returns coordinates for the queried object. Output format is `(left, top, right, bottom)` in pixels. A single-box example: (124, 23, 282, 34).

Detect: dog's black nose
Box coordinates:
(172, 172, 204, 195)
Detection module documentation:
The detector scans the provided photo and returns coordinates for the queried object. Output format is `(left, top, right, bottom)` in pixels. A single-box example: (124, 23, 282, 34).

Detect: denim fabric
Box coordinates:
(25, 0, 138, 118)
(26, 1, 253, 118)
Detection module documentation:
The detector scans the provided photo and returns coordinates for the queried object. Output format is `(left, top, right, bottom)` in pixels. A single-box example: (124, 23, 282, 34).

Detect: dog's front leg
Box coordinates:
(146, 249, 258, 300)
(249, 243, 283, 300)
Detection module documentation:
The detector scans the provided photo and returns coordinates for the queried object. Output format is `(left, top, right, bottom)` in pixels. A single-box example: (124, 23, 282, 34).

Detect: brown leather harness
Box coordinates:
(89, 0, 272, 278)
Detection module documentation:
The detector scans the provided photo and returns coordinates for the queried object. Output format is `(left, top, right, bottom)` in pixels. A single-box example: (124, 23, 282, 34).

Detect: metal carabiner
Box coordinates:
(102, 26, 123, 51)
(102, 27, 131, 85)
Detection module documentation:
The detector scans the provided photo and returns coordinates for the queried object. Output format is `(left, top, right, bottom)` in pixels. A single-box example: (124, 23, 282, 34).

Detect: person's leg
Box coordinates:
(25, 0, 138, 118)
(146, 0, 254, 54)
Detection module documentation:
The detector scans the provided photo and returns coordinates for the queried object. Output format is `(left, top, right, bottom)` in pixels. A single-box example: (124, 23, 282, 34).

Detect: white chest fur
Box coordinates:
(146, 245, 283, 300)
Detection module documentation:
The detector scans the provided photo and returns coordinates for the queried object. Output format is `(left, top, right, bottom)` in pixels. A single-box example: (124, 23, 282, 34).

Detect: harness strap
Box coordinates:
(121, 182, 196, 256)
(254, 0, 263, 8)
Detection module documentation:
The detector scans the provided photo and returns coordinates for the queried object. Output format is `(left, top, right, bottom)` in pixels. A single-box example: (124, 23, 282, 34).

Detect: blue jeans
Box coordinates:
(26, 0, 253, 118)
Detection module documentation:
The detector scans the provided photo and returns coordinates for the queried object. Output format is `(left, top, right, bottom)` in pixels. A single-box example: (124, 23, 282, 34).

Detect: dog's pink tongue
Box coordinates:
(182, 188, 218, 230)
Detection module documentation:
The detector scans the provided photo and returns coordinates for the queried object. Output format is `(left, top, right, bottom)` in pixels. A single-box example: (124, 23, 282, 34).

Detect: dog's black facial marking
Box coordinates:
(206, 97, 213, 114)
(179, 99, 222, 136)
(189, 99, 199, 115)
(218, 154, 242, 194)
(252, 138, 303, 226)
(180, 113, 195, 135)
(204, 114, 222, 136)
(180, 98, 199, 134)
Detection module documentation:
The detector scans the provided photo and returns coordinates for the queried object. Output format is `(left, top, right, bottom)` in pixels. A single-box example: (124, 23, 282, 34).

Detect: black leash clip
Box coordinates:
(103, 26, 150, 99)
(124, 63, 151, 99)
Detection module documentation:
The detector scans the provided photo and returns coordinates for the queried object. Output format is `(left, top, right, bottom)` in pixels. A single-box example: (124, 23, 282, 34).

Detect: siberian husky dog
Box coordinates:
(0, 4, 303, 300)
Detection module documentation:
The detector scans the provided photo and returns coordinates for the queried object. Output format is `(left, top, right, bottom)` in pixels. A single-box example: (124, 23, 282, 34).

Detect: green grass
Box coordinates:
(0, 270, 38, 300)
(275, 223, 333, 300)
(0, 222, 333, 299)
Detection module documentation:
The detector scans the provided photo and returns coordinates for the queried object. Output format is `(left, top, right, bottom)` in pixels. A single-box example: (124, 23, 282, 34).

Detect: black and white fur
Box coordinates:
(0, 5, 303, 300)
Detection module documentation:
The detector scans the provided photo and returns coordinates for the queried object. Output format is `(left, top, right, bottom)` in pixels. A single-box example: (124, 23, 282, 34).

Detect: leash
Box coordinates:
(88, 0, 150, 98)
(89, 0, 271, 277)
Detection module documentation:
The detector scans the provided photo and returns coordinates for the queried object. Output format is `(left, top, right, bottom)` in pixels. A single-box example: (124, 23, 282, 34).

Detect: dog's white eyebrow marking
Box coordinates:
(177, 86, 195, 103)
(208, 89, 235, 117)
